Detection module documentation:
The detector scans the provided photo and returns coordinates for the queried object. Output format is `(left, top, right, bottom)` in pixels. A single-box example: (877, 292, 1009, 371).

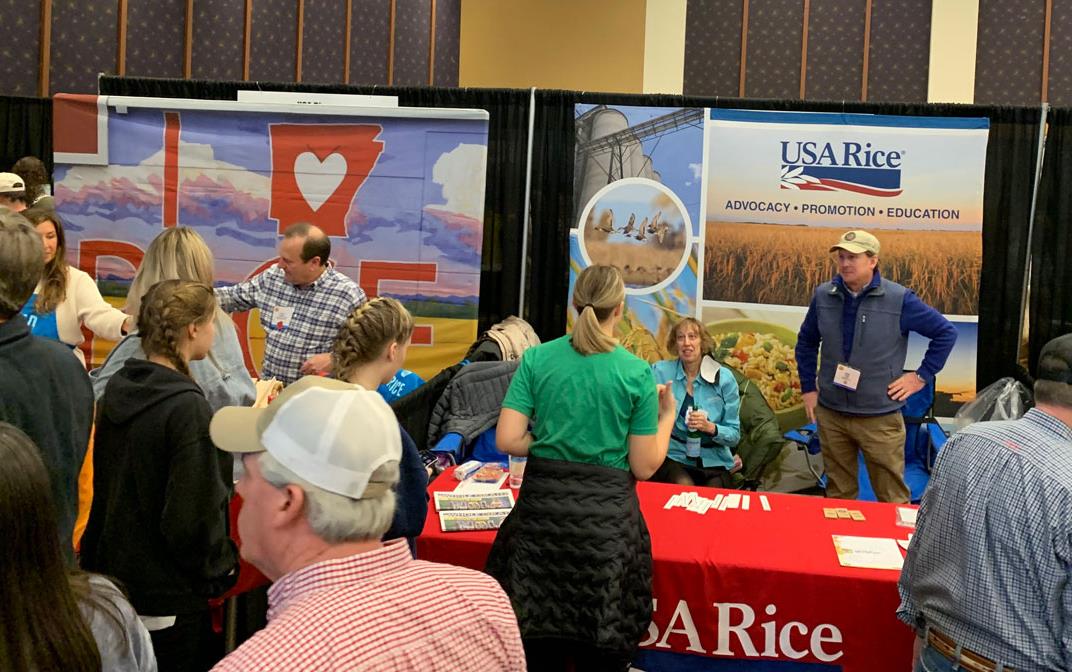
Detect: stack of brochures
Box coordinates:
(433, 491, 516, 532)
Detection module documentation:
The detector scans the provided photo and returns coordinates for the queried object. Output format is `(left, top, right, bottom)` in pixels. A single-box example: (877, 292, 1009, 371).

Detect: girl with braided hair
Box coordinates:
(83, 279, 239, 672)
(333, 297, 428, 552)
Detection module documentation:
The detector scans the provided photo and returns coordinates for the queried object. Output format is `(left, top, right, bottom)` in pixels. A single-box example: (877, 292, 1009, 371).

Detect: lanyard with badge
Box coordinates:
(833, 287, 864, 391)
(833, 363, 861, 391)
(833, 304, 866, 390)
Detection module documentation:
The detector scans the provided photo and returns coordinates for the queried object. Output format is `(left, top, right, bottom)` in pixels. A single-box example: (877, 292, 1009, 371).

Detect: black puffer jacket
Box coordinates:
(485, 456, 652, 660)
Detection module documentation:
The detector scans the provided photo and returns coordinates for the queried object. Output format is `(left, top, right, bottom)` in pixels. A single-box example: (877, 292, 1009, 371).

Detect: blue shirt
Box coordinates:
(19, 293, 61, 342)
(215, 265, 366, 385)
(377, 369, 425, 403)
(795, 269, 958, 393)
(897, 409, 1072, 670)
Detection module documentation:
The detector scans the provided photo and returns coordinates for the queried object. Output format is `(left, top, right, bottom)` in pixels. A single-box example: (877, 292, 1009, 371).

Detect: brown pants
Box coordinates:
(815, 404, 909, 503)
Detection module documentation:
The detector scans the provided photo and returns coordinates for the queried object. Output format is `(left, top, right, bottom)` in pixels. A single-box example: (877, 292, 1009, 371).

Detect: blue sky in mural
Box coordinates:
(56, 106, 488, 299)
(576, 103, 704, 231)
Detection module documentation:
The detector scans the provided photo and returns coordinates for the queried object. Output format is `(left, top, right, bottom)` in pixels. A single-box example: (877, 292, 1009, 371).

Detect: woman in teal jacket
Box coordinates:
(651, 317, 742, 487)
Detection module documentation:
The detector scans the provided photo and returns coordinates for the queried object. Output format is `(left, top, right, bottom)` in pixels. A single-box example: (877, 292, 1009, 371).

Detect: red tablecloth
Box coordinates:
(417, 469, 916, 672)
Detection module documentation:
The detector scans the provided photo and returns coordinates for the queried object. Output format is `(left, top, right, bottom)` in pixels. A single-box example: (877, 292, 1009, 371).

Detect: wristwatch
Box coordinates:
(914, 371, 926, 384)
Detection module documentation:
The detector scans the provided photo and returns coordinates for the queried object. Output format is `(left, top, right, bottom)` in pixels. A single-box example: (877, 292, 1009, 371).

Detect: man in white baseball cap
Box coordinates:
(209, 376, 524, 672)
(0, 173, 28, 212)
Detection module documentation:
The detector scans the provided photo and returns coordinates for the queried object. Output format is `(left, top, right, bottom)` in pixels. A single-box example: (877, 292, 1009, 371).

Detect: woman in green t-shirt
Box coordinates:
(487, 264, 676, 672)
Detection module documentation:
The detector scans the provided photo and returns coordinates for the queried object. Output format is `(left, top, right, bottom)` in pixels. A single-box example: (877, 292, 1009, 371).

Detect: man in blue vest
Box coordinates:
(795, 230, 957, 502)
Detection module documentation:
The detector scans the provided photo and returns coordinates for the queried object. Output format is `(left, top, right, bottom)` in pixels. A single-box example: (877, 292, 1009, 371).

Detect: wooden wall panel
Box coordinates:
(393, 0, 431, 85)
(1050, 0, 1072, 104)
(50, 0, 119, 94)
(303, 0, 346, 83)
(191, 0, 245, 81)
(745, 0, 804, 99)
(683, 0, 744, 97)
(975, 0, 1046, 105)
(807, 0, 867, 101)
(126, 0, 185, 79)
(250, 0, 298, 82)
(1, 0, 42, 95)
(867, 0, 931, 102)
(433, 0, 460, 86)
(349, 0, 391, 84)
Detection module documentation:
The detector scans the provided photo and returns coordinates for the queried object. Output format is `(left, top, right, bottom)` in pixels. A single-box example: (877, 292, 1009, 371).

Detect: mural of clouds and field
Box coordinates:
(56, 104, 489, 378)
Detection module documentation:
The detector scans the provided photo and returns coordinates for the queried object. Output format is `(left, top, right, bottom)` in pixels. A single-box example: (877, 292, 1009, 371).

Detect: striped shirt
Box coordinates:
(897, 408, 1072, 671)
(211, 539, 526, 672)
(215, 265, 365, 384)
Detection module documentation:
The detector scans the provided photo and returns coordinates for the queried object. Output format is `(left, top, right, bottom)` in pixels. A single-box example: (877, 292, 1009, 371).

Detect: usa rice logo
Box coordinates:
(779, 141, 903, 197)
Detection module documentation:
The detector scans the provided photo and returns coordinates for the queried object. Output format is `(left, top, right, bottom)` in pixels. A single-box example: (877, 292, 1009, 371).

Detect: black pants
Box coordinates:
(523, 637, 633, 672)
(149, 610, 222, 672)
(651, 457, 733, 488)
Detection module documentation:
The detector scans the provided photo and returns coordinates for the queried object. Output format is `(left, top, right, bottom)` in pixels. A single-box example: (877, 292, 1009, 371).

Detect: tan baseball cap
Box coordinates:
(210, 376, 402, 499)
(830, 230, 880, 255)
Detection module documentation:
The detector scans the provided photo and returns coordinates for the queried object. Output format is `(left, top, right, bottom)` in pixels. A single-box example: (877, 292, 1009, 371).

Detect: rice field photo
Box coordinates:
(580, 179, 689, 288)
(703, 222, 981, 315)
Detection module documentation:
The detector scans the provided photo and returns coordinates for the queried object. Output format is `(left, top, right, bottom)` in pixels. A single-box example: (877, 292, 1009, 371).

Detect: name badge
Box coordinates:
(271, 306, 295, 331)
(833, 363, 862, 391)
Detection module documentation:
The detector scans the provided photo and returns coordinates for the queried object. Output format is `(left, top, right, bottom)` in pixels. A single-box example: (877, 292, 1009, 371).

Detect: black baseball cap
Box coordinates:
(1038, 334, 1072, 385)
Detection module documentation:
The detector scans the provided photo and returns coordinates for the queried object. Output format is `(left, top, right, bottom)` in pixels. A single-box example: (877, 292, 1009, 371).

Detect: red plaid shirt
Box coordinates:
(212, 539, 525, 671)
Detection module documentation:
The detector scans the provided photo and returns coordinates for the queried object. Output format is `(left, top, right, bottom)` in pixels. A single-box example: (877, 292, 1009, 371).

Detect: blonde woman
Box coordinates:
(488, 264, 676, 672)
(19, 207, 133, 366)
(333, 297, 429, 551)
(91, 227, 255, 412)
(82, 279, 238, 672)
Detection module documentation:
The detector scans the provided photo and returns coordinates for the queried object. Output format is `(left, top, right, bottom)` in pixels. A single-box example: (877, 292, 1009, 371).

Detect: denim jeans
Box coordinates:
(915, 642, 1013, 672)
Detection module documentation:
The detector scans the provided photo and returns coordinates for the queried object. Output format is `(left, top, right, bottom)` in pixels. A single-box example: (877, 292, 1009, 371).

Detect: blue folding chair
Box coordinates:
(784, 373, 948, 503)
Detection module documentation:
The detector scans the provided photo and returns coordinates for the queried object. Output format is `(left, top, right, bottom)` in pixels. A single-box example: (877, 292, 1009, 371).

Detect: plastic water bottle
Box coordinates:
(686, 406, 702, 458)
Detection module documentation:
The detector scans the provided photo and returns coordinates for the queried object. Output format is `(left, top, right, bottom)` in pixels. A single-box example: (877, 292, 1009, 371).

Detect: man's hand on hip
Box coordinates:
(888, 372, 926, 401)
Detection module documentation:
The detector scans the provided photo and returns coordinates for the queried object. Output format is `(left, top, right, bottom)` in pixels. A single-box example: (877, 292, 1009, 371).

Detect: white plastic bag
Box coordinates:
(953, 377, 1032, 431)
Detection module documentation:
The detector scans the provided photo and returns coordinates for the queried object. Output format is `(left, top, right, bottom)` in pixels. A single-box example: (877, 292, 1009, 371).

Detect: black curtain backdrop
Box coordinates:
(97, 76, 529, 336)
(0, 95, 53, 176)
(92, 78, 1044, 389)
(1028, 107, 1072, 373)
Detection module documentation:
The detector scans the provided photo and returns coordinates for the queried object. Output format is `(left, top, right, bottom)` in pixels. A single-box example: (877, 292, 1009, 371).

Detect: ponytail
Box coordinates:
(570, 265, 625, 356)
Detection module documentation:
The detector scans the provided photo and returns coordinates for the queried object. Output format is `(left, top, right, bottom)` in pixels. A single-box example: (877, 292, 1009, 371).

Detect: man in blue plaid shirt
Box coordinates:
(898, 333, 1072, 672)
(216, 223, 366, 385)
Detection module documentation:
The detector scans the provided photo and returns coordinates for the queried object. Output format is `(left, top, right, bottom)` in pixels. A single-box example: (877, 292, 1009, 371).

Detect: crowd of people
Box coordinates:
(1, 153, 1070, 672)
(0, 196, 519, 671)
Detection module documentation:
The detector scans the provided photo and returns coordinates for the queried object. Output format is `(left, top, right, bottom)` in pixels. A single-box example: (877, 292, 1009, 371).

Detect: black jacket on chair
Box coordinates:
(81, 359, 238, 616)
(485, 456, 653, 661)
